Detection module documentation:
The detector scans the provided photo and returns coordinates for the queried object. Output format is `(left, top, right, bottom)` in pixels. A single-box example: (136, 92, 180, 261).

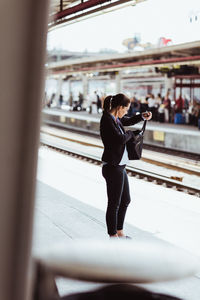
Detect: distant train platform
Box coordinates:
(43, 108, 199, 131)
(42, 108, 200, 154)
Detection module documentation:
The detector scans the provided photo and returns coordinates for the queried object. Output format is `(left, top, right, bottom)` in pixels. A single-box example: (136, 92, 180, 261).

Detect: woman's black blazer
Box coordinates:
(100, 112, 143, 165)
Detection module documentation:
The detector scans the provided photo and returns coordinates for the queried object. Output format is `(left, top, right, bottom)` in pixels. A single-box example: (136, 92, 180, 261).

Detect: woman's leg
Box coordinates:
(117, 169, 131, 235)
(102, 165, 124, 236)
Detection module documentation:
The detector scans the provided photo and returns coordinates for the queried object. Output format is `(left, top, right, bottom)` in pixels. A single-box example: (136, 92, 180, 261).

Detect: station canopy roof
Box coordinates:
(47, 40, 200, 75)
(49, 0, 145, 28)
(48, 1, 200, 76)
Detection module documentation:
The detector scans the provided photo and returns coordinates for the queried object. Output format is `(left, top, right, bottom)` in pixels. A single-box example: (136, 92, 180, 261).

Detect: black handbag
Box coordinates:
(127, 120, 147, 160)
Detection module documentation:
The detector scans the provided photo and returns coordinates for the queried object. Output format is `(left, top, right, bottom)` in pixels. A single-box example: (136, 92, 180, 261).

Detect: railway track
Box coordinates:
(40, 133, 200, 197)
(44, 122, 200, 161)
(41, 127, 200, 176)
(143, 144, 200, 161)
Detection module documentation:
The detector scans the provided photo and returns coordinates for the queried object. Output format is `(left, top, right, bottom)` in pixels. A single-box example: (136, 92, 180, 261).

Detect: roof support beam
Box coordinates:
(50, 0, 136, 23)
(56, 0, 112, 19)
(49, 54, 200, 74)
(60, 0, 63, 11)
(49, 0, 136, 27)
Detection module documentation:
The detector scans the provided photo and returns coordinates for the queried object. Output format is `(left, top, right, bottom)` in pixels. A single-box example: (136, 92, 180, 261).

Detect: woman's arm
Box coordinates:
(121, 112, 152, 126)
(120, 114, 143, 126)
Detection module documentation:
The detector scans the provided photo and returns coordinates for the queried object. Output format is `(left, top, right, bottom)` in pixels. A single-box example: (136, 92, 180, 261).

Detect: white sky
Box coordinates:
(47, 0, 200, 52)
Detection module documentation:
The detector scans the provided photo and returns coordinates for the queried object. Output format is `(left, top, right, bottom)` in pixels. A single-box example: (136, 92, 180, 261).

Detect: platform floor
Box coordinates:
(33, 147, 200, 300)
(33, 181, 200, 299)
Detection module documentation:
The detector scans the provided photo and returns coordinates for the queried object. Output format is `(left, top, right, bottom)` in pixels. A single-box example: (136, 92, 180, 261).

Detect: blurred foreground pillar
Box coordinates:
(0, 1, 50, 300)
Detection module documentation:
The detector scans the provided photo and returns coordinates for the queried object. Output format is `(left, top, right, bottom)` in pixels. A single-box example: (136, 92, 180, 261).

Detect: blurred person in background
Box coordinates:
(174, 94, 184, 114)
(78, 92, 84, 109)
(155, 93, 162, 121)
(59, 94, 63, 108)
(100, 92, 106, 111)
(191, 100, 200, 126)
(68, 92, 73, 110)
(127, 95, 140, 116)
(94, 91, 102, 114)
(174, 94, 185, 124)
(140, 95, 149, 112)
(163, 93, 171, 123)
(147, 93, 156, 121)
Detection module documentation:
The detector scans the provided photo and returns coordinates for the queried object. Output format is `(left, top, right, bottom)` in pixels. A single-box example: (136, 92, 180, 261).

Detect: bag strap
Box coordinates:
(140, 120, 147, 135)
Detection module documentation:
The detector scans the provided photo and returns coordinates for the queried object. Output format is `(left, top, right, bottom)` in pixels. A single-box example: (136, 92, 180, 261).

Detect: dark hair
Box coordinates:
(103, 93, 130, 112)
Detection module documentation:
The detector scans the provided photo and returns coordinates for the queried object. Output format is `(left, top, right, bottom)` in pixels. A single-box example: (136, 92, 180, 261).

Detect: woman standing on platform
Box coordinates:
(100, 93, 151, 239)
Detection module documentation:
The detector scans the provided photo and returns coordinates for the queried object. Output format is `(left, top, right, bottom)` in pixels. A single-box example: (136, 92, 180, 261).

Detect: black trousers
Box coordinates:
(102, 164, 131, 236)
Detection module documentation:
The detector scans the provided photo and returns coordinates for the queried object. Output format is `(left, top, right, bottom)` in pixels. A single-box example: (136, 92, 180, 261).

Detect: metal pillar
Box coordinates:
(164, 75, 173, 95)
(115, 71, 122, 93)
(82, 74, 88, 101)
(60, 0, 63, 11)
(0, 1, 50, 300)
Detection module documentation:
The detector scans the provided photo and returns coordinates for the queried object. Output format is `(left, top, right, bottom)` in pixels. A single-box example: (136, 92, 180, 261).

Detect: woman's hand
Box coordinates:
(142, 111, 152, 121)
